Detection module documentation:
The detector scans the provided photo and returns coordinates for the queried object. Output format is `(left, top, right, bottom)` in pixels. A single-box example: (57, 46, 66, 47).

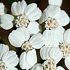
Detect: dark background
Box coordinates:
(0, 0, 70, 70)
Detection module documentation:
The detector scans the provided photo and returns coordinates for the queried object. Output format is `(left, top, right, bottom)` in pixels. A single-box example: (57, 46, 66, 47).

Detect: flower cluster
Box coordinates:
(0, 0, 70, 70)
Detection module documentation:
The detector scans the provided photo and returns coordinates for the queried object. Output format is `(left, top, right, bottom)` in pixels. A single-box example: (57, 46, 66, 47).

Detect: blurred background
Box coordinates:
(0, 0, 70, 70)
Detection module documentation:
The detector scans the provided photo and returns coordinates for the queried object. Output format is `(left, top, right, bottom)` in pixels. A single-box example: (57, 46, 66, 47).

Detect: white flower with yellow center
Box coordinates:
(31, 61, 65, 70)
(0, 3, 14, 30)
(8, 27, 44, 69)
(8, 27, 44, 50)
(40, 46, 64, 70)
(59, 29, 70, 70)
(0, 44, 19, 70)
(10, 0, 42, 35)
(39, 4, 69, 46)
(39, 5, 69, 30)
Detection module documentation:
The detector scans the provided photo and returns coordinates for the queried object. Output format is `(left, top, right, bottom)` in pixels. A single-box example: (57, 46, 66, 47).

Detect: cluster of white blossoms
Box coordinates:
(0, 0, 70, 70)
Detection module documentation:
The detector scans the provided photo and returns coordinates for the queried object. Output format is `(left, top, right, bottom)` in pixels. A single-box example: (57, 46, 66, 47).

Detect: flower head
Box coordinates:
(59, 29, 70, 70)
(40, 46, 64, 70)
(8, 27, 44, 52)
(39, 4, 69, 46)
(11, 0, 42, 34)
(8, 27, 44, 69)
(0, 44, 19, 70)
(39, 5, 69, 29)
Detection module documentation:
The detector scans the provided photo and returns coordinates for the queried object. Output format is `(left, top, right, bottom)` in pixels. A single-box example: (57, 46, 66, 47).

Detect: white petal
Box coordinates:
(27, 21, 40, 35)
(43, 30, 59, 47)
(30, 33, 44, 49)
(6, 67, 18, 70)
(48, 0, 63, 7)
(2, 51, 19, 67)
(8, 29, 24, 47)
(64, 29, 70, 44)
(16, 27, 30, 41)
(25, 3, 37, 16)
(20, 0, 27, 14)
(27, 8, 42, 21)
(0, 44, 9, 59)
(57, 66, 65, 70)
(65, 56, 70, 70)
(55, 26, 65, 42)
(56, 10, 69, 26)
(19, 52, 31, 69)
(45, 5, 60, 18)
(0, 14, 14, 30)
(11, 1, 27, 15)
(0, 3, 7, 15)
(27, 49, 37, 67)
(49, 47, 63, 64)
(8, 27, 30, 47)
(31, 63, 43, 70)
(40, 46, 51, 60)
(39, 10, 48, 24)
(39, 5, 60, 24)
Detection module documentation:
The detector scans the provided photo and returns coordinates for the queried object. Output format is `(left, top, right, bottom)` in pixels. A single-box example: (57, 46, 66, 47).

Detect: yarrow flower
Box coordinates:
(40, 29, 70, 69)
(0, 3, 14, 30)
(39, 0, 69, 46)
(11, 0, 42, 35)
(8, 27, 44, 69)
(40, 46, 64, 70)
(0, 0, 42, 34)
(31, 63, 65, 70)
(0, 44, 19, 70)
(8, 27, 44, 50)
(59, 29, 70, 70)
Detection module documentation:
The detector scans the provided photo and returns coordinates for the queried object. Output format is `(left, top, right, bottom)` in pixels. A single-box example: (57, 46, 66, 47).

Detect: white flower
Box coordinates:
(39, 5, 69, 46)
(0, 44, 19, 70)
(20, 49, 37, 69)
(59, 29, 70, 70)
(48, 0, 63, 7)
(8, 27, 44, 51)
(11, 0, 42, 34)
(40, 46, 64, 70)
(8, 27, 44, 69)
(0, 3, 14, 30)
(31, 62, 65, 70)
(39, 5, 69, 26)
